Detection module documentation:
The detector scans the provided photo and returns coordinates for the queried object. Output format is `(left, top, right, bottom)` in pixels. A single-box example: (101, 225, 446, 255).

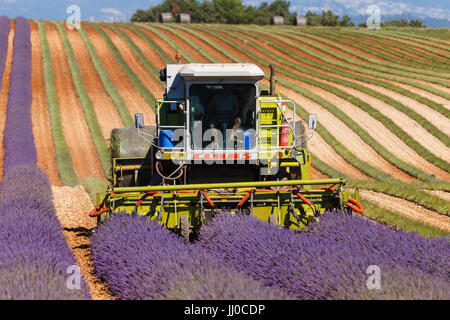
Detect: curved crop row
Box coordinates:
(3, 17, 36, 173)
(224, 25, 450, 172)
(85, 22, 156, 110)
(52, 22, 111, 179)
(198, 212, 449, 299)
(91, 212, 289, 300)
(0, 165, 89, 299)
(34, 20, 78, 187)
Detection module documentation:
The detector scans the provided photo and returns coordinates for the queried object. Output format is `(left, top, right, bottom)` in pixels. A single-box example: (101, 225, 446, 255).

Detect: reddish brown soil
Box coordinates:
(118, 25, 166, 69)
(29, 22, 61, 186)
(151, 25, 209, 63)
(45, 22, 105, 180)
(82, 24, 154, 125)
(65, 25, 124, 142)
(52, 185, 115, 300)
(0, 21, 14, 180)
(360, 190, 450, 232)
(135, 25, 182, 64)
(98, 24, 164, 99)
(310, 167, 328, 179)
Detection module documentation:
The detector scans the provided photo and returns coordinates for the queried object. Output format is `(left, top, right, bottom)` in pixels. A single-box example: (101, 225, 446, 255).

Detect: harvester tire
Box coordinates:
(269, 214, 278, 226)
(180, 215, 190, 244)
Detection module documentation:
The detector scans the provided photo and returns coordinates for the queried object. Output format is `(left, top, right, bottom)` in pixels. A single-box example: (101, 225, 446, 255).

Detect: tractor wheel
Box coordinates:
(269, 214, 278, 226)
(180, 215, 190, 244)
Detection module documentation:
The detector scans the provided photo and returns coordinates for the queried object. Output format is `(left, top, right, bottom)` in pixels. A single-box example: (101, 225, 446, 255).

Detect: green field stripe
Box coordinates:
(358, 198, 448, 238)
(52, 22, 111, 179)
(34, 20, 78, 187)
(332, 29, 450, 66)
(171, 24, 241, 63)
(120, 23, 173, 64)
(383, 29, 450, 46)
(343, 29, 450, 61)
(86, 22, 156, 110)
(413, 182, 450, 192)
(101, 23, 161, 82)
(138, 23, 196, 63)
(347, 180, 450, 217)
(213, 28, 436, 181)
(234, 25, 450, 130)
(259, 26, 450, 90)
(201, 24, 450, 174)
(386, 28, 450, 42)
(283, 27, 450, 80)
(152, 23, 220, 63)
(303, 29, 449, 74)
(77, 26, 133, 127)
(237, 25, 450, 105)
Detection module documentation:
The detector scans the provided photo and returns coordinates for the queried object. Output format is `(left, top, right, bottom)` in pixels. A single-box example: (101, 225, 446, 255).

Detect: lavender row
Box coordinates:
(0, 16, 10, 91)
(91, 212, 290, 300)
(197, 212, 449, 300)
(0, 165, 90, 299)
(3, 17, 36, 173)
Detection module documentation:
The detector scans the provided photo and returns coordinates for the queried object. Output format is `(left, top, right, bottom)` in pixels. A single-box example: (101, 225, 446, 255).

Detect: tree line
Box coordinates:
(131, 0, 354, 26)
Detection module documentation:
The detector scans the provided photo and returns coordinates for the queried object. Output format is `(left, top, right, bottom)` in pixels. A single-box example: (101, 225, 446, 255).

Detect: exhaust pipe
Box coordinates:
(269, 64, 276, 96)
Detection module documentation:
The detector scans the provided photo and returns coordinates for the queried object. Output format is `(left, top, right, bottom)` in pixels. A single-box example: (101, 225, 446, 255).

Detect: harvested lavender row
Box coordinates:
(3, 17, 36, 173)
(0, 165, 90, 299)
(0, 16, 11, 90)
(91, 212, 290, 300)
(305, 211, 450, 281)
(197, 212, 449, 300)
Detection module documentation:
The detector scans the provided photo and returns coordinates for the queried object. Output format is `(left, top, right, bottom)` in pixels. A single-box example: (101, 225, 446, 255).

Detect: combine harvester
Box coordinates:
(90, 62, 363, 242)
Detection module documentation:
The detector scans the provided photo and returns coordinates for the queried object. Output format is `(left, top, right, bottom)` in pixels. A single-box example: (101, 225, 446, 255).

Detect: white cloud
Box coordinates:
(100, 7, 125, 22)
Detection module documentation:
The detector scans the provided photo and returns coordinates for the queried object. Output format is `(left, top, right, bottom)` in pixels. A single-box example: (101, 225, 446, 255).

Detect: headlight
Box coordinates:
(155, 150, 163, 160)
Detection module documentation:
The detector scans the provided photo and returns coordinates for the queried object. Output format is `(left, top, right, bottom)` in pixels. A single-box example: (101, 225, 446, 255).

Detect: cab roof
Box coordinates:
(176, 63, 264, 81)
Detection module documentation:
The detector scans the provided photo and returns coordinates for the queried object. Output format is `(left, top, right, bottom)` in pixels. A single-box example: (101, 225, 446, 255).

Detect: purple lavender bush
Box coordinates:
(197, 212, 449, 300)
(0, 165, 90, 300)
(305, 211, 450, 281)
(0, 16, 11, 90)
(91, 212, 290, 300)
(3, 17, 37, 172)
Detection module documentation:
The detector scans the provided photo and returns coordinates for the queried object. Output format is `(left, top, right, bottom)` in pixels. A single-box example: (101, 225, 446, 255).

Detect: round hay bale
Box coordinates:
(110, 126, 156, 158)
(178, 13, 191, 23)
(160, 12, 173, 23)
(271, 16, 284, 25)
(294, 16, 307, 26)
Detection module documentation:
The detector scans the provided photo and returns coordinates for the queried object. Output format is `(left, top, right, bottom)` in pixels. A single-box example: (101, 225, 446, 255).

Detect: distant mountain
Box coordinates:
(287, 0, 450, 28)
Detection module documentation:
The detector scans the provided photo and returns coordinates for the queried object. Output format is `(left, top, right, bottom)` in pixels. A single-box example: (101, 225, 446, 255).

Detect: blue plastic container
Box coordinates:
(159, 130, 174, 150)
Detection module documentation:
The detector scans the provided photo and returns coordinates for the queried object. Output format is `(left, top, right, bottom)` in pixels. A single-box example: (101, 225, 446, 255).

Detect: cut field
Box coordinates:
(0, 20, 448, 299)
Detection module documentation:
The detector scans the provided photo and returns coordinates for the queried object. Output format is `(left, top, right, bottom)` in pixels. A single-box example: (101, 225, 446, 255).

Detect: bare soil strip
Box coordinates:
(99, 24, 164, 99)
(83, 24, 154, 125)
(153, 25, 209, 63)
(29, 22, 61, 185)
(118, 25, 166, 69)
(45, 22, 104, 180)
(310, 167, 329, 179)
(359, 190, 450, 232)
(424, 190, 450, 202)
(52, 185, 115, 300)
(135, 25, 181, 63)
(65, 26, 124, 142)
(0, 21, 13, 180)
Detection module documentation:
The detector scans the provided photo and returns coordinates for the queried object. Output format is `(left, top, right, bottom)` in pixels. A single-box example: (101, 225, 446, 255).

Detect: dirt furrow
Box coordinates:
(65, 26, 123, 142)
(29, 22, 60, 185)
(359, 189, 450, 232)
(0, 21, 13, 180)
(99, 24, 164, 99)
(45, 22, 104, 180)
(135, 25, 181, 63)
(52, 185, 115, 300)
(423, 190, 450, 202)
(83, 24, 154, 125)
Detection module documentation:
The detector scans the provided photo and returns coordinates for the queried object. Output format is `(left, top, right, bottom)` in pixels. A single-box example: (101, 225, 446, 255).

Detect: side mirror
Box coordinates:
(135, 113, 144, 129)
(308, 114, 317, 129)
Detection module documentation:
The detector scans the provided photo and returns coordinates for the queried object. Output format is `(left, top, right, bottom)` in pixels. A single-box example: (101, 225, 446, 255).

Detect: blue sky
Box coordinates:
(0, 0, 449, 22)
